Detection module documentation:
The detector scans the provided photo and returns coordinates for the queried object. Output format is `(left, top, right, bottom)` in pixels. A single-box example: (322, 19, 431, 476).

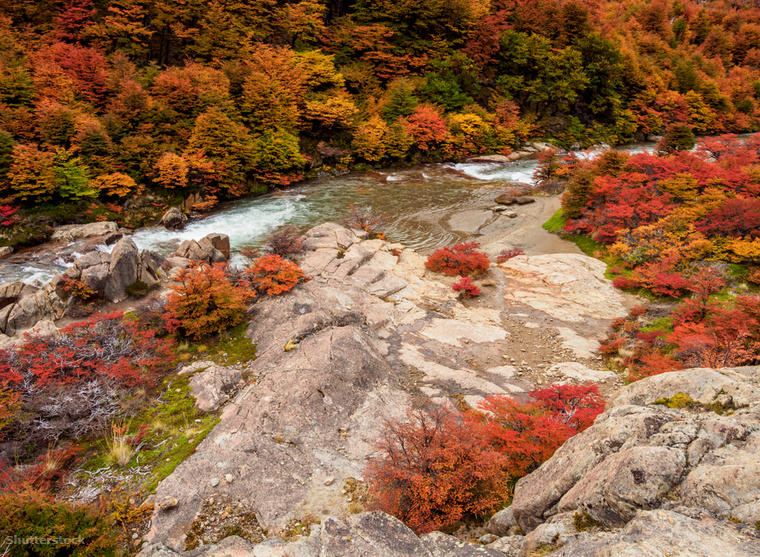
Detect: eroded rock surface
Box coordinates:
(145, 224, 632, 552)
(139, 512, 505, 557)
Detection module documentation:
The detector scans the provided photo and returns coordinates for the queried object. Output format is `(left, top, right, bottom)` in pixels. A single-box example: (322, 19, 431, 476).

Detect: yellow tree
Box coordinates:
(241, 45, 306, 133)
(8, 144, 57, 202)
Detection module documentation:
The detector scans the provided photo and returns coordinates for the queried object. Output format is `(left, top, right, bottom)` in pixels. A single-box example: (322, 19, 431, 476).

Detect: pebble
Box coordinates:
(211, 477, 220, 487)
(132, 533, 139, 540)
(324, 477, 335, 486)
(225, 473, 233, 483)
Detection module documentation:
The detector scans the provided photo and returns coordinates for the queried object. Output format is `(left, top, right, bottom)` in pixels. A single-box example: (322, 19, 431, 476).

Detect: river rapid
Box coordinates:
(1, 144, 654, 286)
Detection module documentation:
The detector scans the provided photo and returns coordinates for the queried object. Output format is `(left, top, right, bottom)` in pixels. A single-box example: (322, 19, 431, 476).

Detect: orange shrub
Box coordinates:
(165, 262, 249, 339)
(246, 254, 305, 295)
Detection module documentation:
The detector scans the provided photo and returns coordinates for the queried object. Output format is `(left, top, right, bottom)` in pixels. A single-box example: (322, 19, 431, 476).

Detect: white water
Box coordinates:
(2, 143, 656, 285)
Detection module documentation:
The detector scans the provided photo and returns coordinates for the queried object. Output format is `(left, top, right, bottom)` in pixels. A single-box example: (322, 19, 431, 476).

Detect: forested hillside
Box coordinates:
(2, 0, 760, 231)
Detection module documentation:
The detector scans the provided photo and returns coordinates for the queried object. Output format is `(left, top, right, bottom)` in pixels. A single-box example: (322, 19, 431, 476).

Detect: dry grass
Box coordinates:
(105, 421, 134, 467)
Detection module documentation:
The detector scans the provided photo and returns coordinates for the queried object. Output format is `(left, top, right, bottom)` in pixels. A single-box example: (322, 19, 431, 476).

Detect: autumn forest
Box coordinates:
(2, 0, 760, 233)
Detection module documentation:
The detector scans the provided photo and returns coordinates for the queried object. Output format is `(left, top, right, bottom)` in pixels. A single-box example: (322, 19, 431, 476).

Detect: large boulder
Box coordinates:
(51, 221, 121, 242)
(159, 207, 188, 231)
(202, 233, 230, 260)
(105, 237, 140, 302)
(3, 279, 67, 335)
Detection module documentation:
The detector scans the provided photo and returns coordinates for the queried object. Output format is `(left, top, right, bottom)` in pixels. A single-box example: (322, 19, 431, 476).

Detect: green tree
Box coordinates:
(53, 149, 96, 199)
(251, 130, 306, 184)
(381, 79, 418, 123)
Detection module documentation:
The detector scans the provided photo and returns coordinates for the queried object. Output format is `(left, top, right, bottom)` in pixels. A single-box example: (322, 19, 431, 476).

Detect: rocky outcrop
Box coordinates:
(1, 277, 67, 335)
(478, 366, 760, 556)
(171, 234, 229, 264)
(160, 207, 188, 231)
(139, 512, 507, 557)
(144, 223, 629, 552)
(550, 509, 760, 557)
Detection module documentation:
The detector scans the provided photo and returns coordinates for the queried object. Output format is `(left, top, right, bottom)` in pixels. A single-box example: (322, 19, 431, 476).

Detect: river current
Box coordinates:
(3, 143, 653, 286)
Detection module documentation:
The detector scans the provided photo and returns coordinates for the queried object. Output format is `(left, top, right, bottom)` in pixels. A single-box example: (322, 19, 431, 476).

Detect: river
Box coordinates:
(0, 143, 654, 286)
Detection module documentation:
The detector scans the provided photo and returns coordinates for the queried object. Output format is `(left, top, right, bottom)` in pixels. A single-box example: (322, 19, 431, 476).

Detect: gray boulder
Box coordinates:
(3, 279, 67, 335)
(160, 207, 188, 231)
(203, 233, 230, 260)
(51, 221, 120, 242)
(486, 506, 520, 537)
(80, 263, 110, 293)
(105, 237, 140, 302)
(172, 236, 227, 263)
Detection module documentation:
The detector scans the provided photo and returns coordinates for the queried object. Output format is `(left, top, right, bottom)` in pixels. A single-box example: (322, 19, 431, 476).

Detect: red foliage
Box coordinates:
(425, 242, 490, 276)
(695, 197, 760, 238)
(452, 276, 480, 298)
(54, 0, 96, 42)
(0, 312, 173, 389)
(246, 255, 305, 296)
(365, 402, 511, 534)
(165, 262, 250, 339)
(474, 384, 604, 477)
(366, 386, 605, 533)
(0, 206, 19, 227)
(496, 247, 525, 263)
(402, 106, 449, 151)
(0, 445, 82, 493)
(628, 351, 683, 381)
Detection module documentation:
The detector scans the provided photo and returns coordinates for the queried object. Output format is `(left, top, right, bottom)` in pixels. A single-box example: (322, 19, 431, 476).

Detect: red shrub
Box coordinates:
(366, 385, 605, 534)
(452, 276, 480, 298)
(628, 351, 683, 381)
(0, 312, 173, 389)
(496, 247, 525, 264)
(165, 262, 250, 339)
(0, 205, 18, 227)
(246, 254, 305, 295)
(474, 384, 604, 477)
(0, 312, 174, 447)
(425, 242, 490, 276)
(365, 402, 510, 534)
(612, 275, 640, 291)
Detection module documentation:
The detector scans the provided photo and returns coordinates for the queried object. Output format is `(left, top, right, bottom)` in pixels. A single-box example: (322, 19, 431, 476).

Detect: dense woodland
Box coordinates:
(3, 0, 760, 233)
